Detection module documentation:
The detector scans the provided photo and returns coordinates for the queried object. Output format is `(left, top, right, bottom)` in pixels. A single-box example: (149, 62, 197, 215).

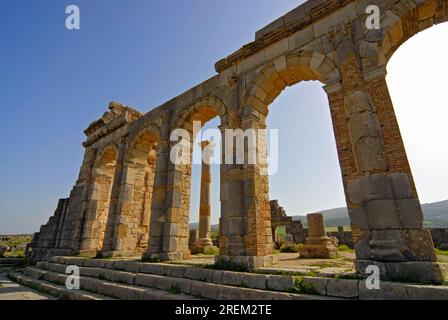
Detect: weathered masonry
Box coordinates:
(28, 0, 448, 283)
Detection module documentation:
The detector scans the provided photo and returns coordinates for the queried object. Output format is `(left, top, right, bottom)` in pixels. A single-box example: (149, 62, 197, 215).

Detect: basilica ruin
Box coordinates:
(27, 0, 448, 285)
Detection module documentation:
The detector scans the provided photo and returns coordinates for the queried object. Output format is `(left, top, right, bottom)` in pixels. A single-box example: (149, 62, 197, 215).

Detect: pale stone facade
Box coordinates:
(28, 0, 447, 282)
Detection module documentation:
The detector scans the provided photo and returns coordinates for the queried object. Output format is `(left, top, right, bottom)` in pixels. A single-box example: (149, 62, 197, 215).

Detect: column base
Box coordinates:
(196, 238, 214, 247)
(299, 237, 338, 259)
(355, 259, 445, 285)
(215, 255, 277, 271)
(299, 244, 338, 259)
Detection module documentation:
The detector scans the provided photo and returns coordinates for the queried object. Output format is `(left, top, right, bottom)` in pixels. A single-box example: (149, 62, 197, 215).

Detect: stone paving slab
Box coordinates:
(0, 269, 53, 300)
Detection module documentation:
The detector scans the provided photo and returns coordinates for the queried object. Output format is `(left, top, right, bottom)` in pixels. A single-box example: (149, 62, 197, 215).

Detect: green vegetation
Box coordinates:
(210, 228, 219, 241)
(435, 248, 448, 256)
(338, 244, 354, 253)
(279, 243, 302, 253)
(203, 246, 219, 256)
(0, 235, 32, 258)
(288, 277, 318, 295)
(169, 283, 182, 295)
(210, 259, 248, 272)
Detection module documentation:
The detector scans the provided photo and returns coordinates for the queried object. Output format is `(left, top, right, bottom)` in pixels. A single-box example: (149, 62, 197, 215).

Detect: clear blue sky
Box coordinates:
(1, 1, 446, 234)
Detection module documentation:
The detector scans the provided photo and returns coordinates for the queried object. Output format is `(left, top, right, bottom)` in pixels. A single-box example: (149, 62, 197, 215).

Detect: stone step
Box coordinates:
(22, 267, 200, 300)
(9, 272, 114, 300)
(46, 256, 302, 292)
(35, 262, 327, 300)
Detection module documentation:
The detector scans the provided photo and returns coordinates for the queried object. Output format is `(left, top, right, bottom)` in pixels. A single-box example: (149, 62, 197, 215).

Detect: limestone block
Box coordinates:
(211, 270, 224, 284)
(242, 273, 268, 290)
(115, 271, 135, 285)
(267, 275, 295, 291)
(347, 173, 394, 204)
(155, 276, 173, 291)
(326, 279, 359, 298)
(287, 26, 314, 50)
(358, 281, 408, 300)
(216, 286, 245, 300)
(366, 199, 401, 229)
(190, 282, 219, 299)
(302, 277, 329, 296)
(406, 284, 448, 300)
(389, 173, 414, 199)
(171, 277, 192, 294)
(364, 229, 437, 262)
(354, 259, 388, 279)
(396, 199, 424, 229)
(163, 223, 179, 237)
(162, 236, 178, 252)
(386, 261, 444, 285)
(80, 267, 101, 278)
(348, 205, 369, 230)
(184, 268, 214, 282)
(165, 265, 187, 278)
(134, 274, 161, 288)
(84, 259, 107, 268)
(140, 263, 167, 276)
(123, 261, 141, 273)
(222, 271, 244, 286)
(221, 199, 243, 218)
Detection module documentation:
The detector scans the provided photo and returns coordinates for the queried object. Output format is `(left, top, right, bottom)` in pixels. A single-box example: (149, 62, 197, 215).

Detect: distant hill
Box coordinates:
(291, 199, 448, 228)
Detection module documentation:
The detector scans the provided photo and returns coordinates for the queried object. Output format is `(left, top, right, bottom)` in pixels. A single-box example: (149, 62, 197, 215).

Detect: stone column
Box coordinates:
(196, 141, 214, 248)
(326, 22, 443, 284)
(299, 213, 337, 259)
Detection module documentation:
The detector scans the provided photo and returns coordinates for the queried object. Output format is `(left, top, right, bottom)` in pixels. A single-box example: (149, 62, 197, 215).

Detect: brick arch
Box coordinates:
(175, 95, 229, 130)
(379, 0, 448, 64)
(243, 50, 340, 116)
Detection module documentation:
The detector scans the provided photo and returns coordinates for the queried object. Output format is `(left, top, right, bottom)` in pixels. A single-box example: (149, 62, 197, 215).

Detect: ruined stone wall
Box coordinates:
(28, 0, 448, 282)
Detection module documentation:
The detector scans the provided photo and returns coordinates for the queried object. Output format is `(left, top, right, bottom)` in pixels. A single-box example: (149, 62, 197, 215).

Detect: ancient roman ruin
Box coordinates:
(27, 0, 448, 284)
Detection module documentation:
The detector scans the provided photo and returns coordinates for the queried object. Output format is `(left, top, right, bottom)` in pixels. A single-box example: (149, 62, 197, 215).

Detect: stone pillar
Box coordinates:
(299, 213, 337, 259)
(189, 229, 198, 250)
(326, 22, 443, 283)
(216, 108, 277, 270)
(196, 141, 214, 248)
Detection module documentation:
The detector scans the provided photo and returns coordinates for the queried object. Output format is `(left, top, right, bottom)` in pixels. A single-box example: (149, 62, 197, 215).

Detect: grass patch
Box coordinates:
(169, 283, 182, 295)
(279, 243, 301, 253)
(203, 246, 219, 256)
(288, 277, 319, 295)
(338, 244, 354, 253)
(435, 248, 448, 256)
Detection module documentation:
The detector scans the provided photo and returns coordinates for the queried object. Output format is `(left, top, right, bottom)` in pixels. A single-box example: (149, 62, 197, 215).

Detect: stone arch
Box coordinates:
(175, 95, 229, 131)
(378, 0, 448, 64)
(146, 96, 229, 260)
(243, 50, 340, 116)
(109, 124, 161, 255)
(80, 143, 119, 253)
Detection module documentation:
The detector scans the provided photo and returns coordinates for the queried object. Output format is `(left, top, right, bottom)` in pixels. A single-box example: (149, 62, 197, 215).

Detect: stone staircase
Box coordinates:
(9, 256, 334, 300)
